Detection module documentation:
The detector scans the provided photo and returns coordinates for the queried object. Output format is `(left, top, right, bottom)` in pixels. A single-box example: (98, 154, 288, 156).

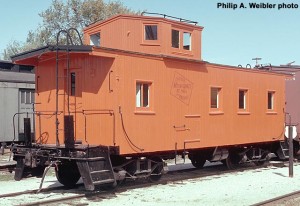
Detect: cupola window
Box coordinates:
(172, 29, 180, 48)
(145, 25, 157, 40)
(90, 32, 100, 46)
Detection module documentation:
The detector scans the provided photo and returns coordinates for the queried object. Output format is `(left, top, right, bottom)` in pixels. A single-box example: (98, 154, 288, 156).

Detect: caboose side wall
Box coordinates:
(203, 64, 285, 146)
(112, 54, 285, 155)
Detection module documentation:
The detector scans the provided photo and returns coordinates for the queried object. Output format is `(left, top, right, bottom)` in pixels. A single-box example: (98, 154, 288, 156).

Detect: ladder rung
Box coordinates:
(84, 157, 106, 161)
(93, 179, 115, 185)
(90, 170, 110, 175)
(134, 169, 151, 175)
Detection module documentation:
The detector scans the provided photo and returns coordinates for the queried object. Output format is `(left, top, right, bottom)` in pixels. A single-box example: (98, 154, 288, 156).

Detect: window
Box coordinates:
(183, 32, 191, 50)
(90, 32, 100, 46)
(20, 90, 35, 104)
(239, 90, 247, 109)
(211, 88, 220, 108)
(136, 82, 150, 107)
(172, 29, 180, 48)
(31, 92, 35, 103)
(145, 25, 157, 40)
(268, 91, 274, 110)
(21, 91, 25, 104)
(26, 92, 30, 104)
(71, 72, 76, 96)
(171, 29, 193, 51)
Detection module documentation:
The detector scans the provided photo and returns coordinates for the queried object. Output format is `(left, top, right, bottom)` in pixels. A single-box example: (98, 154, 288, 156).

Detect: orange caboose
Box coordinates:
(12, 14, 287, 190)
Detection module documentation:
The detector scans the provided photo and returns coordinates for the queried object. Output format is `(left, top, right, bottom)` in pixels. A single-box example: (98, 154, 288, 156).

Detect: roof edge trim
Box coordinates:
(11, 45, 93, 62)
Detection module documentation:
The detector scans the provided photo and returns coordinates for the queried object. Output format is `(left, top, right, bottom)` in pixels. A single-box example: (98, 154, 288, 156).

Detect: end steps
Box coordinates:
(276, 141, 290, 160)
(76, 149, 116, 191)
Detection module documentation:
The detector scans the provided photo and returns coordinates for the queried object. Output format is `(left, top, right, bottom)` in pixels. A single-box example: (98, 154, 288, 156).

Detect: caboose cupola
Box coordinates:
(84, 13, 203, 61)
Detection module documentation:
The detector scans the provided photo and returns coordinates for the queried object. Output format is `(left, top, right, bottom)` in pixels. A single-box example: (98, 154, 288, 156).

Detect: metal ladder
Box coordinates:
(277, 141, 289, 159)
(76, 149, 116, 191)
(54, 28, 83, 146)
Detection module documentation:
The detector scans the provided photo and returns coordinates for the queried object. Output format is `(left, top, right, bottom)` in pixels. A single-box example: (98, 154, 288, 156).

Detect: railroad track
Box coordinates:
(252, 190, 300, 205)
(19, 193, 88, 206)
(0, 185, 74, 199)
(0, 165, 15, 172)
(1, 160, 298, 205)
(0, 162, 279, 205)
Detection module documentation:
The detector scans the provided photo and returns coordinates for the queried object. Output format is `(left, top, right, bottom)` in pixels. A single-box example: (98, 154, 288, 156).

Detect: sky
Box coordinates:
(0, 0, 299, 67)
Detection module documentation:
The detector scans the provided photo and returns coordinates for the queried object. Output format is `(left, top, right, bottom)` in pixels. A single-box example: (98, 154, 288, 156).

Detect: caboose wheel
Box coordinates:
(55, 161, 81, 188)
(189, 153, 207, 169)
(191, 157, 206, 168)
(225, 152, 243, 170)
(148, 157, 163, 182)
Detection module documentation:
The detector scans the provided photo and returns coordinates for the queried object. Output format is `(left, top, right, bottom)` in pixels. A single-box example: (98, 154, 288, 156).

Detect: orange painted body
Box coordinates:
(14, 15, 286, 156)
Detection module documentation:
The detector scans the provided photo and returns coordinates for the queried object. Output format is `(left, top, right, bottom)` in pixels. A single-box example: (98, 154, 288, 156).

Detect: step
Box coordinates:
(76, 157, 106, 161)
(250, 155, 262, 159)
(134, 169, 151, 175)
(86, 157, 106, 161)
(93, 178, 115, 185)
(90, 170, 111, 175)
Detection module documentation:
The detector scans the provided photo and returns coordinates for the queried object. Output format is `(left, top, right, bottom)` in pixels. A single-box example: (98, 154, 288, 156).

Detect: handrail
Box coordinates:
(12, 109, 116, 147)
(141, 12, 198, 25)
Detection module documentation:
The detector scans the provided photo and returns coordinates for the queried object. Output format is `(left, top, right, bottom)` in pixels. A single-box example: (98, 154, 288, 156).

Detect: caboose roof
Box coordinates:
(11, 44, 290, 78)
(11, 45, 92, 66)
(0, 70, 34, 83)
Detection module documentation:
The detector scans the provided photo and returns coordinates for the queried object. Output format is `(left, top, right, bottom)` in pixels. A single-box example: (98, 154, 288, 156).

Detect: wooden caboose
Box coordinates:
(12, 14, 287, 190)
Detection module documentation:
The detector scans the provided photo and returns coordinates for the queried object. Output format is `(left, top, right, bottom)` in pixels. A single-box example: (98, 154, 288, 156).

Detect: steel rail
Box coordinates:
(0, 185, 72, 199)
(19, 193, 87, 206)
(251, 190, 300, 206)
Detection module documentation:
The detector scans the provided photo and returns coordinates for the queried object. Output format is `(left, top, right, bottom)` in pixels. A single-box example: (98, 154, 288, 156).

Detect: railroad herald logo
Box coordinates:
(171, 72, 193, 105)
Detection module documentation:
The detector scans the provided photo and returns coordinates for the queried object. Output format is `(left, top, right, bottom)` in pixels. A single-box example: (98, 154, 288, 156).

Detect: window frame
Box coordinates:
(144, 25, 158, 41)
(142, 23, 160, 46)
(210, 87, 220, 109)
(171, 27, 193, 52)
(20, 89, 35, 104)
(135, 80, 154, 113)
(70, 72, 76, 96)
(267, 91, 275, 111)
(171, 29, 180, 48)
(209, 86, 223, 114)
(238, 89, 248, 110)
(183, 32, 192, 50)
(90, 32, 101, 46)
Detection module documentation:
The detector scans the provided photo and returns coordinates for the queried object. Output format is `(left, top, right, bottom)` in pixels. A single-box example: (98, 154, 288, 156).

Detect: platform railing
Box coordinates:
(12, 109, 115, 147)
